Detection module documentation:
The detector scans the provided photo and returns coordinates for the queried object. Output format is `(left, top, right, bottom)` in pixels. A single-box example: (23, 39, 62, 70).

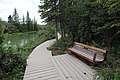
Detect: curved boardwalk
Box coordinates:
(23, 37, 95, 80)
(23, 39, 66, 80)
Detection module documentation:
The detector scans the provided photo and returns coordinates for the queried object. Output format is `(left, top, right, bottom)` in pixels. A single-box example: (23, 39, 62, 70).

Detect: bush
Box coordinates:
(48, 37, 73, 55)
(96, 67, 120, 80)
(0, 26, 55, 79)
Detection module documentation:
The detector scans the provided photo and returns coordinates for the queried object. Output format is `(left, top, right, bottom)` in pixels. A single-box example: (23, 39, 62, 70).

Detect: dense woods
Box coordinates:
(38, 0, 120, 79)
(38, 0, 120, 52)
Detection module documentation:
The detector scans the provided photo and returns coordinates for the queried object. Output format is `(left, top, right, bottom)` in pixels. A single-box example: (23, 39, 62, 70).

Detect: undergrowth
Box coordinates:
(48, 37, 73, 56)
(90, 40, 120, 80)
(95, 46, 120, 80)
(0, 28, 55, 80)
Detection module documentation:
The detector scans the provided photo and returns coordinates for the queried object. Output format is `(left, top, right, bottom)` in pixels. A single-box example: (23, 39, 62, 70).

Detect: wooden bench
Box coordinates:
(67, 42, 107, 63)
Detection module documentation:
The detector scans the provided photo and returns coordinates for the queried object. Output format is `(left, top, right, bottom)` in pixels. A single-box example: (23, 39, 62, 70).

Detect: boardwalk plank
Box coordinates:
(66, 54, 94, 74)
(53, 57, 73, 80)
(61, 55, 91, 80)
(57, 56, 84, 80)
(59, 55, 88, 80)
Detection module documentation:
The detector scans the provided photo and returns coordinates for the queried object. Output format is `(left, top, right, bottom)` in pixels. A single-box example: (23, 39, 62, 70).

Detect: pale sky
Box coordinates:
(0, 0, 45, 24)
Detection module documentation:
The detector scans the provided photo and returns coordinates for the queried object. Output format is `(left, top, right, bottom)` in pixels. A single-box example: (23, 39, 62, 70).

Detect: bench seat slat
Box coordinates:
(73, 45, 104, 60)
(68, 48, 104, 63)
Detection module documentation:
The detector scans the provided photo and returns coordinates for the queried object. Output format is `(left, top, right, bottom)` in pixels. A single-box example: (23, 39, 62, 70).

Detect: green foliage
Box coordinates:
(38, 0, 120, 79)
(0, 24, 26, 79)
(8, 15, 13, 23)
(96, 67, 120, 80)
(38, 0, 60, 22)
(1, 52, 26, 79)
(38, 0, 62, 41)
(0, 23, 5, 53)
(0, 24, 55, 79)
(7, 9, 38, 33)
(12, 8, 19, 23)
(48, 37, 73, 55)
(39, 0, 120, 47)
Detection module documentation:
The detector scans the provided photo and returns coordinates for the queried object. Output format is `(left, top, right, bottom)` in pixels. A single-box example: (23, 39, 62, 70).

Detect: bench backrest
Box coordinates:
(74, 42, 106, 53)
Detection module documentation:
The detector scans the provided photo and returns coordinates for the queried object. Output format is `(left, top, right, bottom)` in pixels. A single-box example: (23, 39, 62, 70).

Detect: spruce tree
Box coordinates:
(22, 15, 25, 32)
(33, 17, 38, 31)
(26, 11, 31, 31)
(12, 8, 20, 31)
(8, 15, 13, 23)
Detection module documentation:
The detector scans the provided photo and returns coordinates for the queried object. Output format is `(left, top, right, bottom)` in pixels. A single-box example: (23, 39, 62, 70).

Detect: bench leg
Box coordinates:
(86, 61, 90, 65)
(93, 63, 97, 67)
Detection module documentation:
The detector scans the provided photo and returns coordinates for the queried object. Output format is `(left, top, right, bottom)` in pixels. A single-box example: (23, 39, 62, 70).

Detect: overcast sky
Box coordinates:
(0, 0, 45, 24)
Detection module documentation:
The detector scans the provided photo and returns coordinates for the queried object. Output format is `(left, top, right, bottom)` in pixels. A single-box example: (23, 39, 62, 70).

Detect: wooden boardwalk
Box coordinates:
(23, 39, 95, 80)
(53, 54, 95, 80)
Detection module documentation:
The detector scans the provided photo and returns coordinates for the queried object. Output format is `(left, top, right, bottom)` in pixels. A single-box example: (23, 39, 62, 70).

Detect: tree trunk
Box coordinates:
(60, 20, 65, 39)
(62, 22, 65, 38)
(55, 19, 58, 41)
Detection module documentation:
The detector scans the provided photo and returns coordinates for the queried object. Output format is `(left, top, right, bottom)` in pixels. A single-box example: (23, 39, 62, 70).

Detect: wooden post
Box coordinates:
(93, 53, 97, 63)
